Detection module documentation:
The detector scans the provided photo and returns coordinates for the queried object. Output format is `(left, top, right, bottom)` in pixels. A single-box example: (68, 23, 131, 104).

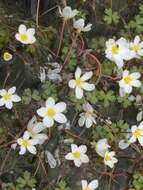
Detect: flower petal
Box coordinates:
(85, 117, 93, 128)
(46, 97, 55, 107)
(8, 87, 16, 94)
(27, 28, 35, 35)
(0, 89, 7, 96)
(43, 117, 54, 127)
(23, 131, 30, 139)
(0, 99, 4, 106)
(54, 113, 67, 124)
(18, 24, 27, 33)
(68, 80, 76, 88)
(37, 107, 47, 117)
(65, 153, 74, 160)
(75, 67, 82, 79)
(12, 95, 21, 102)
(81, 180, 88, 189)
(19, 146, 26, 155)
(81, 71, 93, 81)
(55, 102, 66, 112)
(80, 154, 89, 163)
(75, 87, 83, 99)
(82, 83, 95, 91)
(79, 145, 87, 154)
(27, 145, 37, 154)
(88, 180, 99, 189)
(5, 101, 13, 109)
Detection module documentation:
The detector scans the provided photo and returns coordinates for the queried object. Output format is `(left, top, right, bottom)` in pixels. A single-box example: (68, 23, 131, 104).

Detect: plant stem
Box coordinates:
(36, 0, 40, 27)
(61, 32, 79, 70)
(56, 20, 66, 59)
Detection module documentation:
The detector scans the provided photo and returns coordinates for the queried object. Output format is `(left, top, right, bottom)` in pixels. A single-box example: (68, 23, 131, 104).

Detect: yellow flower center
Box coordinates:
(23, 139, 30, 148)
(105, 154, 111, 161)
(123, 75, 133, 85)
(75, 79, 84, 88)
(3, 52, 12, 61)
(84, 187, 91, 190)
(3, 93, 12, 101)
(47, 108, 56, 118)
(112, 45, 119, 54)
(20, 33, 28, 42)
(134, 128, 142, 138)
(73, 151, 81, 159)
(132, 44, 140, 52)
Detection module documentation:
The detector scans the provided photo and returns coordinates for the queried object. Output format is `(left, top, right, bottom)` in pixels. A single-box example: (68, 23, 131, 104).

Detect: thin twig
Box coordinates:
(56, 20, 66, 59)
(36, 0, 40, 27)
(61, 32, 79, 70)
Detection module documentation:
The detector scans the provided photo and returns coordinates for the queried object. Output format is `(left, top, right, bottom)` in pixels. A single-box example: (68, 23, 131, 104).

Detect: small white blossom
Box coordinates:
(78, 103, 96, 128)
(39, 67, 46, 82)
(3, 52, 13, 61)
(37, 97, 67, 128)
(130, 36, 143, 58)
(59, 6, 78, 20)
(81, 179, 99, 190)
(45, 150, 57, 168)
(17, 131, 38, 155)
(129, 121, 143, 146)
(105, 38, 133, 69)
(68, 67, 95, 99)
(0, 87, 21, 109)
(119, 70, 141, 96)
(15, 24, 36, 44)
(27, 116, 48, 144)
(104, 151, 118, 168)
(96, 138, 110, 157)
(73, 19, 92, 33)
(65, 144, 89, 167)
(118, 139, 130, 150)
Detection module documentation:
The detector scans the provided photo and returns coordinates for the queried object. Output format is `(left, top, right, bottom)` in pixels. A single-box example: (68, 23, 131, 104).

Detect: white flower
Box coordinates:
(81, 179, 98, 190)
(68, 67, 95, 99)
(37, 97, 67, 128)
(118, 139, 130, 150)
(130, 36, 143, 58)
(105, 38, 133, 69)
(15, 24, 36, 44)
(17, 131, 38, 155)
(27, 116, 48, 144)
(104, 151, 118, 168)
(119, 70, 141, 96)
(65, 144, 89, 167)
(78, 103, 96, 128)
(59, 6, 78, 20)
(96, 138, 110, 157)
(0, 87, 21, 109)
(73, 19, 92, 33)
(3, 52, 13, 61)
(129, 121, 143, 146)
(39, 67, 46, 82)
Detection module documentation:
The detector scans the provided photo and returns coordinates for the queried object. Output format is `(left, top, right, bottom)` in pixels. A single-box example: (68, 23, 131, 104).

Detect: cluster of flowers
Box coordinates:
(106, 36, 142, 97)
(1, 5, 143, 190)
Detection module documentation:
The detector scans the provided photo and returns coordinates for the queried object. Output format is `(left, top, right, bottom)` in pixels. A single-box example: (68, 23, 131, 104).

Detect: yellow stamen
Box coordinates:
(3, 93, 12, 101)
(123, 75, 133, 85)
(111, 45, 119, 54)
(75, 79, 84, 88)
(47, 108, 56, 118)
(134, 128, 142, 138)
(23, 139, 29, 148)
(84, 187, 91, 190)
(3, 52, 12, 61)
(132, 44, 140, 52)
(105, 154, 111, 161)
(20, 33, 28, 42)
(73, 151, 81, 159)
